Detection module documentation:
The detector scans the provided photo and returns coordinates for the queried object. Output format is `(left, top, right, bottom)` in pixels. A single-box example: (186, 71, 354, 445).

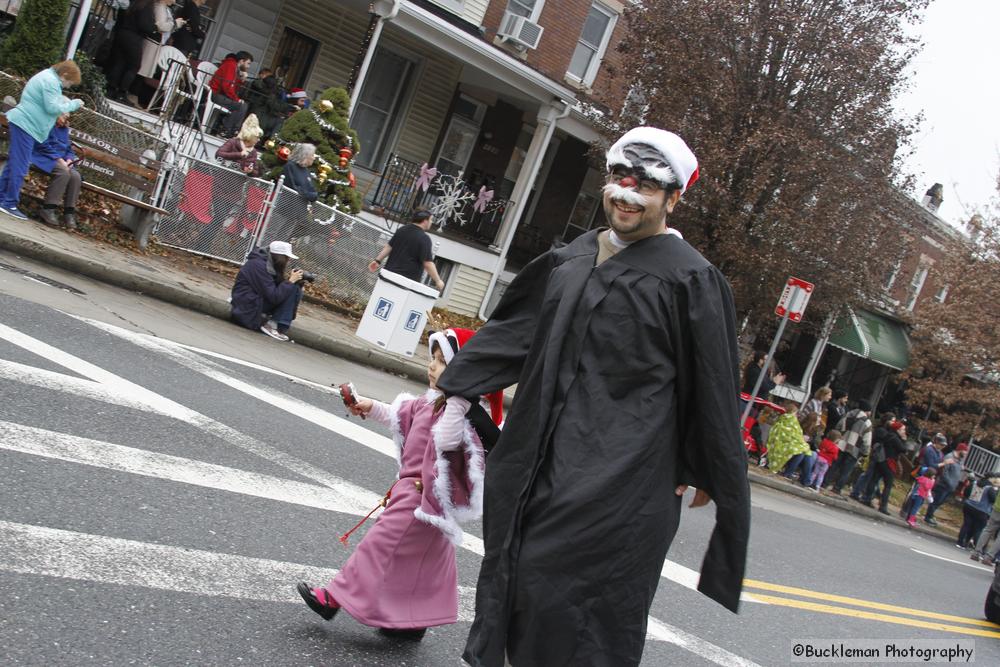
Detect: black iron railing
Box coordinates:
(367, 153, 509, 247)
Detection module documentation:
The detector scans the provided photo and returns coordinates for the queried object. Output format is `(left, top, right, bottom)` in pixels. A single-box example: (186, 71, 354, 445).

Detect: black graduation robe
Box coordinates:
(436, 229, 751, 667)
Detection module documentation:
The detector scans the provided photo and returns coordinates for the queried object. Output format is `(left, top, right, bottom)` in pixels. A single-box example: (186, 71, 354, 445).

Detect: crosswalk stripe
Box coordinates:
(748, 592, 1000, 639)
(744, 578, 1000, 629)
(0, 420, 380, 517)
(0, 519, 761, 659)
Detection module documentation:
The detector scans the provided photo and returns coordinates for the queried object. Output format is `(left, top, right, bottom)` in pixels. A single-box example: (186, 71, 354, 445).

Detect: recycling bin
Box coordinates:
(356, 269, 440, 357)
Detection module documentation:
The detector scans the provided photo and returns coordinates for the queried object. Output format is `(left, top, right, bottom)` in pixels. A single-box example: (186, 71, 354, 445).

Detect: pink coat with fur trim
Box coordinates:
(392, 391, 486, 544)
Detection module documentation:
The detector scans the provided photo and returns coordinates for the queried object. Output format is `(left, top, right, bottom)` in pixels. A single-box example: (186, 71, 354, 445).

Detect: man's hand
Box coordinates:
(289, 268, 304, 284)
(774, 372, 787, 385)
(675, 485, 712, 508)
(368, 260, 380, 273)
(434, 278, 445, 291)
(55, 158, 68, 170)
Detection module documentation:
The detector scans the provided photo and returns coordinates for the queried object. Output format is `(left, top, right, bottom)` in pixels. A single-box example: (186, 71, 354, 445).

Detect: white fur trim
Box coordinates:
(427, 416, 486, 539)
(413, 506, 464, 545)
(387, 392, 417, 470)
(606, 127, 698, 193)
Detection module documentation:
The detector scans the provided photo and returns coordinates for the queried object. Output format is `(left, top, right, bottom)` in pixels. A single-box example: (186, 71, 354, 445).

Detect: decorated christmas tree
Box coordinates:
(261, 86, 362, 214)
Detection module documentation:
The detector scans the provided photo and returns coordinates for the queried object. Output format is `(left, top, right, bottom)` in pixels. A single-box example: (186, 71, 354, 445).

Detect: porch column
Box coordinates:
(478, 100, 570, 320)
(66, 0, 93, 59)
(348, 0, 401, 119)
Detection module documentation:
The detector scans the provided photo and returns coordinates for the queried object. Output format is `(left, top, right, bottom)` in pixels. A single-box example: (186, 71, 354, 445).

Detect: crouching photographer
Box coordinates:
(230, 240, 306, 342)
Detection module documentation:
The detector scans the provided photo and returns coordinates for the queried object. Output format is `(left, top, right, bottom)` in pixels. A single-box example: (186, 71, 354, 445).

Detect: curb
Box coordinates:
(0, 228, 431, 385)
(747, 468, 958, 544)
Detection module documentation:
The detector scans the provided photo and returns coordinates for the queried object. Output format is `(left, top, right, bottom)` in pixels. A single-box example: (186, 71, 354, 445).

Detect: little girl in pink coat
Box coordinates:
(297, 327, 502, 640)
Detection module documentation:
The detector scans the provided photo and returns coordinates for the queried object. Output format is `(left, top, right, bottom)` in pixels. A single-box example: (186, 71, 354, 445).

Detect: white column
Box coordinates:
(478, 101, 570, 320)
(66, 0, 94, 60)
(348, 0, 401, 119)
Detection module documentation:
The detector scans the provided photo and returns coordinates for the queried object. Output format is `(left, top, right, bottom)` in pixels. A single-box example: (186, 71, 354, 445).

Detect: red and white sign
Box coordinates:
(774, 277, 814, 322)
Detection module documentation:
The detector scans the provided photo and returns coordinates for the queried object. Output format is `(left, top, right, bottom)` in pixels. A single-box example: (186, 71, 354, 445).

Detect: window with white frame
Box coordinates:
(567, 2, 617, 86)
(906, 261, 931, 311)
(506, 0, 543, 20)
(882, 260, 900, 291)
(935, 284, 949, 303)
(430, 0, 465, 14)
(352, 48, 417, 170)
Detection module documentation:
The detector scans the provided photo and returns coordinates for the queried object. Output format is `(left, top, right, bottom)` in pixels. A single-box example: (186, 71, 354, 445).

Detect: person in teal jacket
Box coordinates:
(0, 61, 84, 220)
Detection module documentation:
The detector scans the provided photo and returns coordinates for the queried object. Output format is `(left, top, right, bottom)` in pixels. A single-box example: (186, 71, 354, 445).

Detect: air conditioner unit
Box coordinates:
(498, 11, 544, 50)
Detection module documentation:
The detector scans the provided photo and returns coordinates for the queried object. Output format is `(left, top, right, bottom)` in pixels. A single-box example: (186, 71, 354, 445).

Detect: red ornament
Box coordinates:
(338, 146, 353, 168)
(348, 172, 356, 188)
(276, 146, 290, 162)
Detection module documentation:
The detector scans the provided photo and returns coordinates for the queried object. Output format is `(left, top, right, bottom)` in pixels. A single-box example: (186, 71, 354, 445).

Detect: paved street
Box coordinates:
(1, 251, 998, 666)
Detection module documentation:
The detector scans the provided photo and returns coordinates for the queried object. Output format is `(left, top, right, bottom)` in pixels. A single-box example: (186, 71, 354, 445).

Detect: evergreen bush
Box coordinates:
(0, 0, 72, 77)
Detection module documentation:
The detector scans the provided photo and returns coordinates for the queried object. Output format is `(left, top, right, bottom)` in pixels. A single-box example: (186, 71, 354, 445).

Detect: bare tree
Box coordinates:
(603, 0, 929, 336)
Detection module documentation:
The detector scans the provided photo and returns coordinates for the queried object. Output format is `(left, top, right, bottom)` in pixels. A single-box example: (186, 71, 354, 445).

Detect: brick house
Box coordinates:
(771, 185, 968, 413)
(85, 0, 632, 318)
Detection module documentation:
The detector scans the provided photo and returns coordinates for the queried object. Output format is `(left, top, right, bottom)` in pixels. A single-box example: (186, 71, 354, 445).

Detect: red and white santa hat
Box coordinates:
(288, 88, 307, 100)
(428, 327, 504, 426)
(605, 126, 699, 193)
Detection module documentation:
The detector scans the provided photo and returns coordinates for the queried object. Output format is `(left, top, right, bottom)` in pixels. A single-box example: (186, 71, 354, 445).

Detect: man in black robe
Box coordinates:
(437, 127, 751, 667)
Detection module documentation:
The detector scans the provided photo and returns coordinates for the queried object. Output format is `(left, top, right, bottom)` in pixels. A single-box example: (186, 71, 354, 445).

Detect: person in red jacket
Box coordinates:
(209, 51, 253, 137)
(809, 429, 841, 491)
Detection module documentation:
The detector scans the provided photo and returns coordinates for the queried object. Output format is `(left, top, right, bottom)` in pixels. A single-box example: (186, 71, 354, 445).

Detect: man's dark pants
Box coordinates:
(210, 93, 247, 136)
(829, 452, 858, 493)
(862, 460, 895, 511)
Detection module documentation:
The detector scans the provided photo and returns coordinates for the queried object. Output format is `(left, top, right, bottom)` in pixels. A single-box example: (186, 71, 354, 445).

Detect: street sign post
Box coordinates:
(740, 277, 815, 429)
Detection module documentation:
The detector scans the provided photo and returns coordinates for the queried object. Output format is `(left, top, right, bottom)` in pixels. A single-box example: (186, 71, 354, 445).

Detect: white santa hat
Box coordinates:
(605, 127, 699, 194)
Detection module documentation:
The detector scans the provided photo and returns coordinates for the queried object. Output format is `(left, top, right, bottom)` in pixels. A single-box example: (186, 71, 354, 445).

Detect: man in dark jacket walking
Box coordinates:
(862, 420, 907, 514)
(230, 240, 303, 342)
(436, 127, 750, 667)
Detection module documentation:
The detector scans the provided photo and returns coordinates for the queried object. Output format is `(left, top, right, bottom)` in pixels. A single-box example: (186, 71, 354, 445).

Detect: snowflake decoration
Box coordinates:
(427, 172, 475, 228)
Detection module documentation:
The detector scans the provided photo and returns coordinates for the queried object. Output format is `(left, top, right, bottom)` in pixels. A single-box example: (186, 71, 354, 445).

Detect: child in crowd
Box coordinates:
(906, 467, 936, 527)
(809, 429, 841, 491)
(767, 399, 810, 478)
(296, 327, 502, 640)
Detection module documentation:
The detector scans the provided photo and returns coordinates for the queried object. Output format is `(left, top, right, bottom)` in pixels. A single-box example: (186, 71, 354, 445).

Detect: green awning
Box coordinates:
(827, 309, 910, 371)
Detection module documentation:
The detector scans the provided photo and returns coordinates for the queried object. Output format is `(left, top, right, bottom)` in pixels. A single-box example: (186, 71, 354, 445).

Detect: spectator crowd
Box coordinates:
(741, 352, 1000, 562)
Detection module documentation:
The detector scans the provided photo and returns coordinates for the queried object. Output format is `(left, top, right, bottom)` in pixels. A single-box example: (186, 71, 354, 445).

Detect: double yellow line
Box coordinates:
(743, 579, 1000, 639)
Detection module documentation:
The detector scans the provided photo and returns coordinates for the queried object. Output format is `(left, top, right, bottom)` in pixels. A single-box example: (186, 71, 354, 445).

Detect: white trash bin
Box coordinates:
(356, 269, 440, 357)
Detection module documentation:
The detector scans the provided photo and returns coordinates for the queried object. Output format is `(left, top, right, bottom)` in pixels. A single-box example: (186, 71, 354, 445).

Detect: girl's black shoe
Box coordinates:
(296, 582, 339, 621)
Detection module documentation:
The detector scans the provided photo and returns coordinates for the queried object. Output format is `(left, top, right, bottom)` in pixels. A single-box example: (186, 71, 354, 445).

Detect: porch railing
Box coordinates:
(965, 443, 1000, 477)
(367, 153, 508, 247)
(71, 0, 122, 62)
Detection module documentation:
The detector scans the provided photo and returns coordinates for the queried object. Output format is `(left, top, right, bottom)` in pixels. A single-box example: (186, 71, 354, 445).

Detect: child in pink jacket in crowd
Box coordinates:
(906, 467, 936, 527)
(296, 327, 502, 640)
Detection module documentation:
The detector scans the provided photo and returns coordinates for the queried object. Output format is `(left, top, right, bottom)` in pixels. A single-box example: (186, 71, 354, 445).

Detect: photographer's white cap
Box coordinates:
(268, 240, 298, 259)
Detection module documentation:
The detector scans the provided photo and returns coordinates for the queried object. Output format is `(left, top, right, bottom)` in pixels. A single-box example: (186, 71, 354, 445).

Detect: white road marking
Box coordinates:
(0, 321, 361, 494)
(0, 358, 172, 415)
(0, 319, 758, 664)
(646, 617, 764, 667)
(0, 421, 379, 517)
(0, 520, 752, 656)
(911, 548, 996, 572)
(77, 316, 398, 460)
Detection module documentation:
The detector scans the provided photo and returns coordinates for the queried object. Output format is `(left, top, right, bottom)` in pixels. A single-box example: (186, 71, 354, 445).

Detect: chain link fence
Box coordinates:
(256, 186, 387, 304)
(154, 154, 272, 263)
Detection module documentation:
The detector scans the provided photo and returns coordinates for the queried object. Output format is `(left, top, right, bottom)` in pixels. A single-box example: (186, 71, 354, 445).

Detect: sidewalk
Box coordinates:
(0, 214, 432, 385)
(0, 214, 962, 546)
